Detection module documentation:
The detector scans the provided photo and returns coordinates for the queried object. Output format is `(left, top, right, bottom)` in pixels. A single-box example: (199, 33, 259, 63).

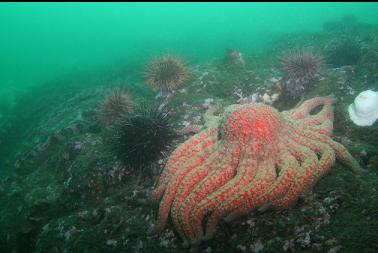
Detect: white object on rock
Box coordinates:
(348, 90, 378, 126)
(202, 98, 214, 109)
(262, 93, 280, 105)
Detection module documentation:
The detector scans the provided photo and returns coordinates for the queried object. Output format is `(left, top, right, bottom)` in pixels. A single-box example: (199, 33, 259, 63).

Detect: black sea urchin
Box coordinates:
(110, 102, 177, 170)
(325, 37, 365, 67)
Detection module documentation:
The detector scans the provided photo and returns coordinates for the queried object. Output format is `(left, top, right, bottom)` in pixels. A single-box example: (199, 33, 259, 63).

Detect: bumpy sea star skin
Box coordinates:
(152, 96, 364, 245)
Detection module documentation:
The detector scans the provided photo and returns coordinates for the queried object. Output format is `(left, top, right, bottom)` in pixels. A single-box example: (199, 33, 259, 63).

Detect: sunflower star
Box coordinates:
(152, 96, 364, 245)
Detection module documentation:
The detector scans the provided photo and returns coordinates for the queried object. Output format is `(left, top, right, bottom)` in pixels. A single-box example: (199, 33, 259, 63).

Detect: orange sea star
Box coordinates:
(152, 96, 364, 245)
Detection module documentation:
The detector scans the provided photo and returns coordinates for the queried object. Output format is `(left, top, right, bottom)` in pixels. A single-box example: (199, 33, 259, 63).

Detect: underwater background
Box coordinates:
(1, 2, 378, 253)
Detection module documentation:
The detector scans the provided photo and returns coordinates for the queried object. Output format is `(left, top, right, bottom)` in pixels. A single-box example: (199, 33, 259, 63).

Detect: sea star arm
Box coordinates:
(183, 147, 240, 242)
(223, 146, 300, 223)
(170, 143, 226, 242)
(152, 128, 217, 200)
(272, 137, 320, 209)
(202, 158, 277, 242)
(289, 95, 336, 121)
(327, 139, 366, 174)
(154, 129, 217, 233)
(294, 127, 365, 174)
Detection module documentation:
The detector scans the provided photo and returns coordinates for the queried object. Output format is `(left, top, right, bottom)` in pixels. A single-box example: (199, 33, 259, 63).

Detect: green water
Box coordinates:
(1, 2, 378, 91)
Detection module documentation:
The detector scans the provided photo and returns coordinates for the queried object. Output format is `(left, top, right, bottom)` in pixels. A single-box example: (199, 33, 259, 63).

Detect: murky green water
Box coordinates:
(1, 3, 378, 90)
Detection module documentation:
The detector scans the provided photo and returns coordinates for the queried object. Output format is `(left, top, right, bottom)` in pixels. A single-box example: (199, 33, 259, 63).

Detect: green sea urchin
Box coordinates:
(145, 56, 189, 92)
(97, 88, 134, 127)
(279, 48, 324, 101)
(280, 48, 324, 81)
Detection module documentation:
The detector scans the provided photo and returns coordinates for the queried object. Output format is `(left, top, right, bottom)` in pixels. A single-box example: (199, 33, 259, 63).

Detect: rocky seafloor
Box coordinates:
(1, 18, 378, 253)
